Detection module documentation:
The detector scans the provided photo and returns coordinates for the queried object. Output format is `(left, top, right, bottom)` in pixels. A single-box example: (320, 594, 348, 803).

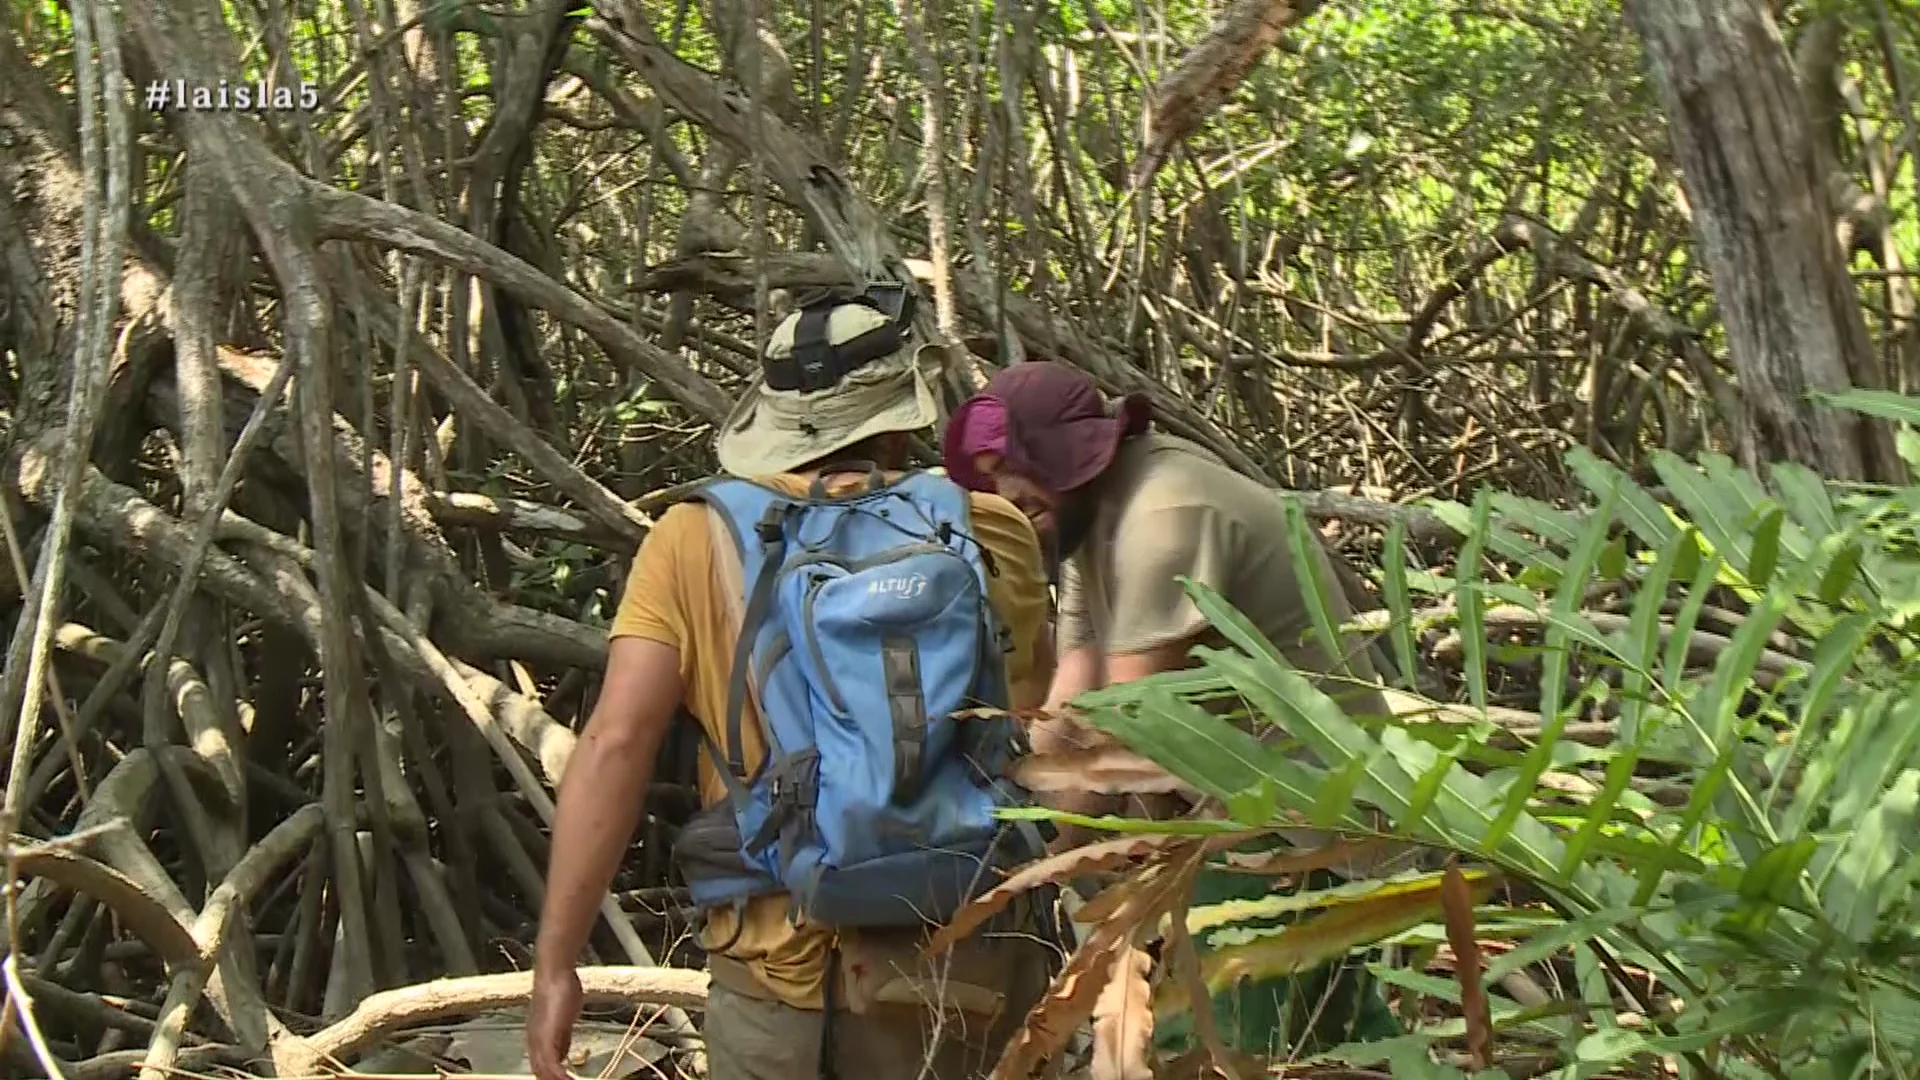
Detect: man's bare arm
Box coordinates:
(533, 637, 682, 975)
(1040, 641, 1103, 716)
(1105, 639, 1191, 685)
(1052, 634, 1198, 845)
(1032, 643, 1114, 848)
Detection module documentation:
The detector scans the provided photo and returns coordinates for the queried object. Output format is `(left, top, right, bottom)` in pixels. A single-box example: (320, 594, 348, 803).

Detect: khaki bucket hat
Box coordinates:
(714, 301, 943, 477)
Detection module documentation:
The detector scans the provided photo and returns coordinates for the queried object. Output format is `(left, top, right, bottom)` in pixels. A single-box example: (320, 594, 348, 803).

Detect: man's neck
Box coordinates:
(791, 461, 904, 497)
(1055, 437, 1141, 558)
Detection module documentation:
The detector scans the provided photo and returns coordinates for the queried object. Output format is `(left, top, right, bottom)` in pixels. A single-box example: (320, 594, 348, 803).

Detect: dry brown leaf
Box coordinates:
(1071, 832, 1269, 925)
(1162, 883, 1243, 1080)
(952, 706, 1074, 727)
(991, 847, 1206, 1079)
(1091, 946, 1155, 1080)
(992, 938, 1127, 1080)
(1441, 862, 1493, 1070)
(1010, 748, 1200, 796)
(925, 834, 1204, 956)
(1072, 871, 1158, 927)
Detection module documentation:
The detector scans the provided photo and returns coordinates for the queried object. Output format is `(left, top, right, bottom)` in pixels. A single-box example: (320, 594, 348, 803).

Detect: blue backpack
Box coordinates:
(672, 467, 1037, 930)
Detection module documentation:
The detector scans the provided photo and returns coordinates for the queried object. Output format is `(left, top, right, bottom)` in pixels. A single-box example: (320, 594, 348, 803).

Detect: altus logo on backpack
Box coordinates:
(867, 573, 929, 599)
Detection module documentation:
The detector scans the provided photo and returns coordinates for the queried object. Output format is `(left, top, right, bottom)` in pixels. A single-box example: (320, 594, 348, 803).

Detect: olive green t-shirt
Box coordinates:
(1058, 433, 1390, 719)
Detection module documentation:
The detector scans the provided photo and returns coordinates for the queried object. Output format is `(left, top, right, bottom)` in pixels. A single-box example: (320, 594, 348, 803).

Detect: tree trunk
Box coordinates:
(1624, 0, 1901, 482)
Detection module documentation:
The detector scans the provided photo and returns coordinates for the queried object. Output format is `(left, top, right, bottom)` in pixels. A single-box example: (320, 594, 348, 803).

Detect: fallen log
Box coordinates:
(300, 965, 710, 1067)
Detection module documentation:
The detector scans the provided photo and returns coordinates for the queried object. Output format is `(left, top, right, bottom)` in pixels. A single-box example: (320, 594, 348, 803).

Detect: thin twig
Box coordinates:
(1, 0, 126, 818)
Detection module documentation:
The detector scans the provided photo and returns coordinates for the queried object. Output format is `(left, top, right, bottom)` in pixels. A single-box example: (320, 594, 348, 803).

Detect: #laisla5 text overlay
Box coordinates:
(145, 79, 320, 113)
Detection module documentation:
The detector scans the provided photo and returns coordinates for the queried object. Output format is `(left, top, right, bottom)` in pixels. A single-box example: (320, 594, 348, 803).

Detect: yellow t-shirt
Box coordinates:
(608, 471, 1050, 1009)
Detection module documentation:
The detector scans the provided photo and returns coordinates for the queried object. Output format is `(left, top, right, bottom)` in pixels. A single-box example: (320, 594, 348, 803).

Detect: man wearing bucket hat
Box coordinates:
(528, 291, 1058, 1080)
(943, 360, 1404, 1058)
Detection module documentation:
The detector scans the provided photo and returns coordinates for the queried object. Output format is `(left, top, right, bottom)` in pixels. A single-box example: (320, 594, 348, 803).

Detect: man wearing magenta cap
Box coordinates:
(943, 360, 1402, 1057)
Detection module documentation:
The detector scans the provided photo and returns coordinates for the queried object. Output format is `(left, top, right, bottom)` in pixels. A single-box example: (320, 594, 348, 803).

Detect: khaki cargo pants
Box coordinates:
(703, 921, 1055, 1080)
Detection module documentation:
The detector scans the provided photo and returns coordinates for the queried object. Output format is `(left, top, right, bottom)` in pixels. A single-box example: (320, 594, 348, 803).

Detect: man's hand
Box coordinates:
(526, 964, 583, 1080)
(1033, 643, 1117, 848)
(526, 636, 681, 1079)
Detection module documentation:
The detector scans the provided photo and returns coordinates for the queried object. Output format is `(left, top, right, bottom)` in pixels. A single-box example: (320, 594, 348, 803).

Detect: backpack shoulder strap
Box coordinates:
(687, 478, 797, 787)
(893, 471, 991, 566)
(691, 478, 780, 560)
(884, 470, 963, 520)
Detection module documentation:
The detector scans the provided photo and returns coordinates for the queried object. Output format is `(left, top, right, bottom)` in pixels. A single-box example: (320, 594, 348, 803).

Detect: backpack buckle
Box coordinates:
(755, 504, 786, 545)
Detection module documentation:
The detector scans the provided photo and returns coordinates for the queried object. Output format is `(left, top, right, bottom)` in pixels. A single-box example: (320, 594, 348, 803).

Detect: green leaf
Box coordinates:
(1456, 490, 1493, 713)
(1307, 1034, 1439, 1069)
(1821, 769, 1920, 941)
(1430, 497, 1564, 571)
(1819, 386, 1920, 425)
(1817, 542, 1862, 605)
(1175, 575, 1287, 670)
(1400, 743, 1464, 836)
(1083, 685, 1319, 812)
(1826, 692, 1920, 830)
(1635, 988, 1822, 1055)
(1200, 639, 1574, 881)
(1575, 1027, 1647, 1064)
(1386, 1042, 1467, 1080)
(1512, 563, 1561, 590)
(1784, 697, 1880, 838)
(1633, 737, 1738, 906)
(1559, 747, 1648, 883)
(1565, 446, 1677, 549)
(1653, 452, 1754, 579)
(1368, 967, 1576, 1041)
(1617, 526, 1690, 745)
(1183, 884, 1461, 997)
(1766, 612, 1870, 817)
(1899, 427, 1920, 477)
(1597, 534, 1628, 581)
(1738, 836, 1819, 906)
(1383, 521, 1421, 691)
(1664, 550, 1722, 694)
(1747, 506, 1783, 588)
(1490, 492, 1585, 548)
(1282, 497, 1353, 679)
(1480, 905, 1643, 984)
(1486, 478, 1619, 853)
(1724, 836, 1819, 935)
(1176, 582, 1599, 895)
(1711, 457, 1805, 566)
(1672, 527, 1703, 583)
(1696, 567, 1795, 746)
(1224, 778, 1283, 827)
(1310, 753, 1372, 827)
(1189, 869, 1471, 938)
(1768, 462, 1842, 542)
(1643, 557, 1800, 884)
(1074, 665, 1230, 707)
